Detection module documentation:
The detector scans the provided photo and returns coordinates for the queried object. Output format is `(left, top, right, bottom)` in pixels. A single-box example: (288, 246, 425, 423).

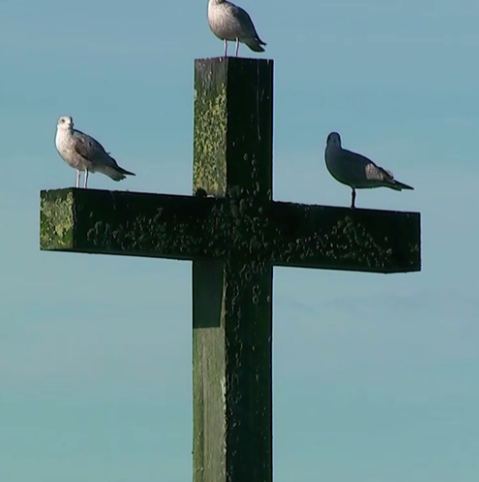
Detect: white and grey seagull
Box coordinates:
(55, 116, 135, 189)
(324, 132, 413, 208)
(208, 0, 266, 57)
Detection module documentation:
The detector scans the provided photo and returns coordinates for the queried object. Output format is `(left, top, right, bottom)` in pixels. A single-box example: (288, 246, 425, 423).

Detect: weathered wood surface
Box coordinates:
(40, 189, 420, 273)
(192, 57, 273, 482)
(192, 259, 272, 482)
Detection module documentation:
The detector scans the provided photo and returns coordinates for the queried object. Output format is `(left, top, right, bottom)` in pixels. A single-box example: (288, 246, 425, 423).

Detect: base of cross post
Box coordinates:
(193, 260, 273, 482)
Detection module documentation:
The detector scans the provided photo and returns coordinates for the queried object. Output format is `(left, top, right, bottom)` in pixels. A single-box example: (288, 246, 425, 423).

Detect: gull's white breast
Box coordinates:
(208, 1, 245, 41)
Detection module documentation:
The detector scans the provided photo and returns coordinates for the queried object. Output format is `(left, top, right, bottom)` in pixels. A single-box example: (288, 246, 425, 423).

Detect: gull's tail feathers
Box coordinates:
(115, 166, 135, 176)
(244, 37, 266, 52)
(380, 167, 413, 191)
(96, 165, 135, 182)
(387, 179, 414, 191)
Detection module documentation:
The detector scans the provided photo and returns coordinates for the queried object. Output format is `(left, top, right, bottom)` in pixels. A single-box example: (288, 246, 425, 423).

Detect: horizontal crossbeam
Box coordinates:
(40, 188, 420, 273)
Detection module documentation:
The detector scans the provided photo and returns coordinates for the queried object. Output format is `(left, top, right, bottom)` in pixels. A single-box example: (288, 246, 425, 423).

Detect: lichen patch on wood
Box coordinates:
(40, 189, 74, 250)
(193, 61, 228, 195)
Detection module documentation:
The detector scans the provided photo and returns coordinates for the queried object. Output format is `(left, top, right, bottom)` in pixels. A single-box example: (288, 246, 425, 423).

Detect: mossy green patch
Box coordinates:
(40, 189, 74, 250)
(193, 83, 227, 195)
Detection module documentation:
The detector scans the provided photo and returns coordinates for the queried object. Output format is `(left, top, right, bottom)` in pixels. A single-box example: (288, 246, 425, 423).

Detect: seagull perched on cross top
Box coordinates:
(208, 0, 266, 57)
(55, 116, 135, 189)
(324, 132, 413, 209)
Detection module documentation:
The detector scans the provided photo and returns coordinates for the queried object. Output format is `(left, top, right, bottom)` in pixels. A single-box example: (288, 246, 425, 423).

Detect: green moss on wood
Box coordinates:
(38, 189, 420, 272)
(40, 189, 74, 250)
(193, 83, 227, 195)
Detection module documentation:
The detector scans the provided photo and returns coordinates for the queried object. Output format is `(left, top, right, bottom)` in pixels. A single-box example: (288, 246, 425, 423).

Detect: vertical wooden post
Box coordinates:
(192, 58, 274, 482)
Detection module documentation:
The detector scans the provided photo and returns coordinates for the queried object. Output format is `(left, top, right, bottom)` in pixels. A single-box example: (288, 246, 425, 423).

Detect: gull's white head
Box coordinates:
(326, 132, 342, 148)
(57, 115, 74, 130)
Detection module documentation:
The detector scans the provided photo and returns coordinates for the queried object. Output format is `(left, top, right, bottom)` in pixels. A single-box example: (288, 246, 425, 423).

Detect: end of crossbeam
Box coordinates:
(269, 203, 421, 274)
(39, 188, 218, 259)
(40, 188, 75, 251)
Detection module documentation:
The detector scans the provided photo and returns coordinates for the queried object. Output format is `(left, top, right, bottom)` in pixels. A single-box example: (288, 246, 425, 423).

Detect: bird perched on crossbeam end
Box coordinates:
(55, 116, 135, 189)
(324, 132, 413, 208)
(208, 0, 266, 57)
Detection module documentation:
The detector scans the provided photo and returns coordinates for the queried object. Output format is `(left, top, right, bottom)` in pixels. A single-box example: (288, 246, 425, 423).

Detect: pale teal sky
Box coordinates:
(1, 0, 479, 481)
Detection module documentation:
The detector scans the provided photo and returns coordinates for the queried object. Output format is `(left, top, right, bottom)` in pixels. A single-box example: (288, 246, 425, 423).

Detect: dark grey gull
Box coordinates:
(324, 132, 413, 208)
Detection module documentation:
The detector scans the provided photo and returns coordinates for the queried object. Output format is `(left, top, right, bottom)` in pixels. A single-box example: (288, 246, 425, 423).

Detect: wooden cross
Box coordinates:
(40, 58, 421, 482)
